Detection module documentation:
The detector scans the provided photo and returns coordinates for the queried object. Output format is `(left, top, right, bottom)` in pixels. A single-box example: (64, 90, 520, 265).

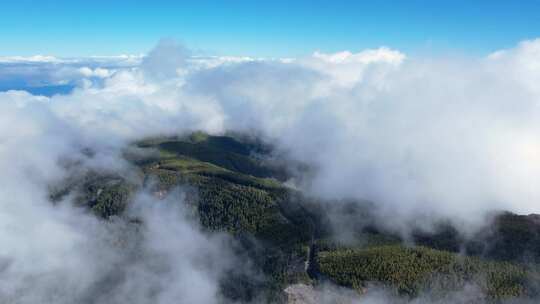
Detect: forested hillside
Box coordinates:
(49, 132, 540, 303)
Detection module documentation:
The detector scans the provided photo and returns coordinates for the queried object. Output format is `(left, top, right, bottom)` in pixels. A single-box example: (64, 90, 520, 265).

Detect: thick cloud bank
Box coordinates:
(2, 38, 540, 302)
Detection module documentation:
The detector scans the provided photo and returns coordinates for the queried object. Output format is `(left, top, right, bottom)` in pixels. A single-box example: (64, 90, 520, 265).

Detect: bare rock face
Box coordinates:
(284, 284, 362, 304)
(284, 284, 318, 304)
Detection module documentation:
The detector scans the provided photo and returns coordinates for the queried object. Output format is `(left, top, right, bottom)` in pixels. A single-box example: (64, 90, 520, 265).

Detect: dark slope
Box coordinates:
(135, 134, 316, 301)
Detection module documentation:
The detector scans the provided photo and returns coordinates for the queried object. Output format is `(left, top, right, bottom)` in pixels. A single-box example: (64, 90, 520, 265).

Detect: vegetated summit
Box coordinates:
(50, 131, 540, 303)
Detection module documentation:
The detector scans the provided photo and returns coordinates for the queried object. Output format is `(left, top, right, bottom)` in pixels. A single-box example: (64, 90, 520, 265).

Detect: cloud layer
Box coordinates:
(2, 38, 540, 302)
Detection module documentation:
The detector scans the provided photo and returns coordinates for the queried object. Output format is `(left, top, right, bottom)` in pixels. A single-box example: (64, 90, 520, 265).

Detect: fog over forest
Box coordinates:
(2, 38, 540, 303)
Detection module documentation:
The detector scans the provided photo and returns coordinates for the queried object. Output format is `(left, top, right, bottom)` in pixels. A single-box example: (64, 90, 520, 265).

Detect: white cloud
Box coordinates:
(3, 38, 540, 302)
(312, 47, 405, 64)
(78, 67, 113, 78)
(3, 39, 538, 231)
(4, 39, 540, 230)
(302, 47, 406, 90)
(0, 93, 236, 302)
(0, 55, 63, 63)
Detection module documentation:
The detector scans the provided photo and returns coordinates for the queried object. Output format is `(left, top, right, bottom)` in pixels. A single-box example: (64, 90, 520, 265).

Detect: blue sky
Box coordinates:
(2, 0, 540, 57)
